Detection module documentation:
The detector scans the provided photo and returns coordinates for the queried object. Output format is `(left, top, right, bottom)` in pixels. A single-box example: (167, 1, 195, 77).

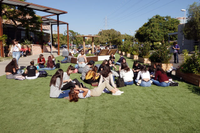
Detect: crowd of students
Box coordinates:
(5, 53, 57, 80)
(49, 52, 175, 103)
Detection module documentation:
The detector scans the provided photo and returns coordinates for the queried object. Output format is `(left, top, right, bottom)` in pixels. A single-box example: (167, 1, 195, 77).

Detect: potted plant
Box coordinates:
(125, 44, 132, 57)
(149, 43, 172, 71)
(138, 42, 151, 65)
(131, 43, 139, 60)
(176, 46, 200, 87)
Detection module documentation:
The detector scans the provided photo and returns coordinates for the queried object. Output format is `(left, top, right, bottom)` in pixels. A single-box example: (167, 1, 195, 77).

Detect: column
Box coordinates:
(83, 37, 85, 52)
(92, 37, 94, 54)
(57, 15, 60, 55)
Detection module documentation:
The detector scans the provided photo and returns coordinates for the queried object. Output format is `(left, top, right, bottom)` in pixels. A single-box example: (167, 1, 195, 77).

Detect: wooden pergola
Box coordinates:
(0, 0, 68, 57)
(77, 35, 100, 53)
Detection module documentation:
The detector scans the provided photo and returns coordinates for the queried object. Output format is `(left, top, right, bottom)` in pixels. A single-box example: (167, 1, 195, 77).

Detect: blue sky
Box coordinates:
(28, 0, 198, 35)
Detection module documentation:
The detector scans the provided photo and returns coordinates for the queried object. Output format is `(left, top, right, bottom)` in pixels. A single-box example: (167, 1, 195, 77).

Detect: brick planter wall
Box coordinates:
(138, 57, 151, 65)
(151, 62, 173, 71)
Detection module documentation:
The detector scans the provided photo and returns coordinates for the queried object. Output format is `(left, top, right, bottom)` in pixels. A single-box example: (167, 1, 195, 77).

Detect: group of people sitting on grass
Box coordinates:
(5, 54, 58, 80)
(50, 53, 174, 102)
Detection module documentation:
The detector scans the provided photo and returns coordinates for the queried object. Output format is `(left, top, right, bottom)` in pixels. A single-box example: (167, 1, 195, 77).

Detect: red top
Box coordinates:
(37, 58, 46, 65)
(21, 48, 26, 52)
(154, 71, 169, 82)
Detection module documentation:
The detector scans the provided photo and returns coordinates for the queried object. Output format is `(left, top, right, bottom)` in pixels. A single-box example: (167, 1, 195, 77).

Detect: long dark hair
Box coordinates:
(6, 58, 18, 70)
(69, 88, 79, 102)
(121, 63, 130, 72)
(156, 65, 165, 74)
(140, 65, 147, 73)
(47, 56, 54, 68)
(50, 69, 63, 89)
(101, 59, 108, 66)
(91, 66, 98, 80)
(101, 65, 111, 78)
(133, 61, 139, 67)
(67, 65, 75, 75)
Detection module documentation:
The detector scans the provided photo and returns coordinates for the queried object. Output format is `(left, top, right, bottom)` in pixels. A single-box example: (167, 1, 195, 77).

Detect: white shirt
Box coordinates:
(50, 78, 62, 98)
(136, 71, 150, 80)
(78, 90, 91, 98)
(11, 43, 21, 52)
(120, 69, 134, 82)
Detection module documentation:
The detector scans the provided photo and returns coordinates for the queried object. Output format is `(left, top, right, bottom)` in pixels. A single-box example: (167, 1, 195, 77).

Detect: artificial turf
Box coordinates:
(0, 54, 200, 133)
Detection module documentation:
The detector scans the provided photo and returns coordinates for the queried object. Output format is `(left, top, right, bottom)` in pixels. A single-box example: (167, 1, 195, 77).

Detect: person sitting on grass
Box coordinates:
(132, 61, 141, 79)
(61, 65, 84, 90)
(24, 60, 39, 80)
(38, 56, 55, 71)
(151, 65, 170, 87)
(84, 66, 100, 84)
(5, 58, 22, 79)
(119, 58, 129, 72)
(120, 63, 134, 85)
(81, 60, 95, 80)
(98, 59, 108, 72)
(68, 79, 123, 102)
(109, 53, 115, 64)
(108, 59, 117, 71)
(98, 65, 117, 89)
(37, 54, 46, 68)
(115, 53, 124, 65)
(135, 65, 151, 87)
(50, 69, 70, 98)
(77, 50, 87, 68)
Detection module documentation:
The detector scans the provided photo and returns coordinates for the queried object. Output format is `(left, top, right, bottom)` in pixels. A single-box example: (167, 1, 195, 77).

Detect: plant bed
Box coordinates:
(138, 57, 151, 65)
(176, 69, 200, 87)
(71, 56, 98, 64)
(151, 62, 173, 71)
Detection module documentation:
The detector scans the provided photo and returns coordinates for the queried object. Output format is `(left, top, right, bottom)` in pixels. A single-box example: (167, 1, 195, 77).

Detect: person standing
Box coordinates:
(8, 39, 21, 64)
(172, 42, 180, 63)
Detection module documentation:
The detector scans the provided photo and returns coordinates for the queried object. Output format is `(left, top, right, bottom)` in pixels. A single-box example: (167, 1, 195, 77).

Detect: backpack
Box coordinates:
(116, 77, 125, 87)
(55, 63, 60, 68)
(38, 70, 48, 77)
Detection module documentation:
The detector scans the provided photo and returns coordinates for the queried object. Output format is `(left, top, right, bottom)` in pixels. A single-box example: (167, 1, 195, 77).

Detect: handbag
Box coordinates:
(116, 77, 125, 87)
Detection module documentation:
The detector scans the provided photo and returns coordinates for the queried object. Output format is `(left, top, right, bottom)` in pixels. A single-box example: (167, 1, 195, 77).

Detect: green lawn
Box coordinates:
(0, 54, 200, 133)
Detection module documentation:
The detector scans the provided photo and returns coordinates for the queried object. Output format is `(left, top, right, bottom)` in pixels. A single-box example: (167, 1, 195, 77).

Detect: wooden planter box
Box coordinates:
(126, 53, 131, 58)
(151, 62, 173, 71)
(176, 69, 200, 87)
(138, 57, 151, 65)
(132, 55, 139, 60)
(122, 51, 126, 56)
(71, 56, 98, 64)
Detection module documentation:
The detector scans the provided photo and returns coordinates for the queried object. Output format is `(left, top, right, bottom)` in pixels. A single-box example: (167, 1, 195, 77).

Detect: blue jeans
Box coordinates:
(173, 52, 179, 63)
(12, 51, 21, 64)
(124, 81, 134, 85)
(61, 57, 68, 63)
(58, 90, 70, 98)
(135, 79, 151, 87)
(115, 62, 121, 65)
(39, 64, 45, 68)
(38, 67, 56, 71)
(151, 79, 170, 87)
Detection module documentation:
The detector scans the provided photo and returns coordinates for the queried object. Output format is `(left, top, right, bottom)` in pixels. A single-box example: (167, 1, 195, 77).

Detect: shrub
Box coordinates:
(180, 46, 200, 74)
(131, 43, 139, 55)
(149, 43, 172, 63)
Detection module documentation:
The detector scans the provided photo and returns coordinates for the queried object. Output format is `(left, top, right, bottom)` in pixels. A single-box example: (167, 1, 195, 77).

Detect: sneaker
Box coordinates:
(118, 90, 124, 94)
(112, 91, 121, 96)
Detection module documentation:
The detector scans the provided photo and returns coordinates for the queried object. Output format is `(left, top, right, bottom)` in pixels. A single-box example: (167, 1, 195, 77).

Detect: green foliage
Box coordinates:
(139, 42, 151, 58)
(0, 34, 8, 44)
(86, 53, 95, 56)
(180, 46, 200, 74)
(2, 0, 42, 39)
(97, 29, 122, 45)
(149, 43, 172, 63)
(135, 15, 179, 43)
(131, 43, 139, 55)
(21, 39, 31, 45)
(183, 2, 200, 41)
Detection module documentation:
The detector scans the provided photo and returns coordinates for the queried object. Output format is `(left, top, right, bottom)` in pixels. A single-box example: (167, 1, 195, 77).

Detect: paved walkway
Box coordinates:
(0, 51, 60, 76)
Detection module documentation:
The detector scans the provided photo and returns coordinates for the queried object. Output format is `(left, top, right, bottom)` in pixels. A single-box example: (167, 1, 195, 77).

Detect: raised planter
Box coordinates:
(71, 56, 98, 64)
(133, 55, 138, 60)
(138, 57, 151, 65)
(151, 62, 173, 71)
(176, 69, 200, 87)
(126, 53, 131, 58)
(122, 51, 126, 56)
(118, 51, 121, 54)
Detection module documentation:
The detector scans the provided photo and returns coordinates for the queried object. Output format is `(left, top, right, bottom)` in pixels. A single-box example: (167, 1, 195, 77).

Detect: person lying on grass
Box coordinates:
(68, 80, 124, 102)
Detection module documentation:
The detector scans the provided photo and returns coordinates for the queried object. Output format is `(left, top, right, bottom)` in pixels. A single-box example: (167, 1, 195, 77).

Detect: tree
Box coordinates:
(135, 15, 179, 43)
(183, 2, 200, 42)
(2, 0, 42, 39)
(97, 29, 122, 46)
(64, 30, 83, 46)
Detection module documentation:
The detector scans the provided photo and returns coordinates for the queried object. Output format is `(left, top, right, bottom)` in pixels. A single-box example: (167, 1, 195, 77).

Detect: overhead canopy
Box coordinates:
(1, 0, 68, 15)
(42, 17, 68, 25)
